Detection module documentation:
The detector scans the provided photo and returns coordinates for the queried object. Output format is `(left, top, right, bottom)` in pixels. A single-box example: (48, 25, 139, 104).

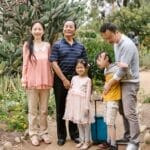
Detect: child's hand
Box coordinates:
(100, 95, 103, 102)
(103, 83, 111, 95)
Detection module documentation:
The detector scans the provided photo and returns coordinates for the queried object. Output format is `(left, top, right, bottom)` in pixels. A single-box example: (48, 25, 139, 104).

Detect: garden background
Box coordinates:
(0, 0, 150, 149)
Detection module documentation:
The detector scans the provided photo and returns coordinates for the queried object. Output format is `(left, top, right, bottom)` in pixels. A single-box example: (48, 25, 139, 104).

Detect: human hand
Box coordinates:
(117, 62, 128, 68)
(22, 83, 27, 89)
(103, 83, 111, 95)
(63, 79, 71, 89)
(100, 95, 103, 102)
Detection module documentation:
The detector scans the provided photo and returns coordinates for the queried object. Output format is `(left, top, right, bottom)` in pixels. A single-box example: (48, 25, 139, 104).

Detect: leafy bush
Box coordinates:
(0, 75, 55, 131)
(107, 6, 150, 53)
(77, 31, 114, 88)
(0, 0, 86, 76)
(144, 96, 150, 103)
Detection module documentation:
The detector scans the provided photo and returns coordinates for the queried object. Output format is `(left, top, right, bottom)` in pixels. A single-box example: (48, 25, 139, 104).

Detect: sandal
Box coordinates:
(97, 142, 110, 149)
(30, 135, 40, 146)
(76, 142, 84, 148)
(41, 134, 51, 144)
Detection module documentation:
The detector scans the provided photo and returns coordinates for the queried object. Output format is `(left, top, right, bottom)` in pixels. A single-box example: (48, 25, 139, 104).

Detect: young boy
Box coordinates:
(96, 51, 121, 150)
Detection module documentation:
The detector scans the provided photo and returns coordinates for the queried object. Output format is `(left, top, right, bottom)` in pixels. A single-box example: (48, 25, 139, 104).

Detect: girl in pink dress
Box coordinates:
(21, 21, 53, 146)
(63, 59, 94, 150)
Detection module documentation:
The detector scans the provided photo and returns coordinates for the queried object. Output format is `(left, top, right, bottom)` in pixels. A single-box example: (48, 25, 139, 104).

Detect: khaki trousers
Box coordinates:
(26, 89, 50, 137)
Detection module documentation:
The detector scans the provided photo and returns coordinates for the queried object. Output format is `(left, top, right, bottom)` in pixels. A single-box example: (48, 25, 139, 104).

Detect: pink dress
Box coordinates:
(21, 42, 53, 89)
(63, 75, 94, 124)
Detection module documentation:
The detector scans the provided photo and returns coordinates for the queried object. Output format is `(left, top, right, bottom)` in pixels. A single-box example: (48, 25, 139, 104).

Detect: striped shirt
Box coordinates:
(49, 38, 87, 75)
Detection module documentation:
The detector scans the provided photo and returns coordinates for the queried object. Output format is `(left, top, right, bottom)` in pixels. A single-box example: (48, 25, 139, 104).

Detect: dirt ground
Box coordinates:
(0, 70, 150, 150)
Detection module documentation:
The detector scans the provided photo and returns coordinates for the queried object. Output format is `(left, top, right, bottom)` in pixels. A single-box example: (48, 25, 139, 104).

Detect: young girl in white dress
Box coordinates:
(63, 59, 94, 150)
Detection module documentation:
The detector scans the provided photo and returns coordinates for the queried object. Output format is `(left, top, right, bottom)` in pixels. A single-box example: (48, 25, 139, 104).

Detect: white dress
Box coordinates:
(63, 75, 94, 124)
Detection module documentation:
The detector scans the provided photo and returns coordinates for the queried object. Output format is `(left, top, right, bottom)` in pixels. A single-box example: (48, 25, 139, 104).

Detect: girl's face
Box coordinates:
(75, 63, 86, 76)
(96, 55, 108, 69)
(31, 22, 44, 40)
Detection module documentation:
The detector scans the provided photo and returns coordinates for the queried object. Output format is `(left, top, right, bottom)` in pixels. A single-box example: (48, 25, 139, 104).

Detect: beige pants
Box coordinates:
(26, 89, 50, 137)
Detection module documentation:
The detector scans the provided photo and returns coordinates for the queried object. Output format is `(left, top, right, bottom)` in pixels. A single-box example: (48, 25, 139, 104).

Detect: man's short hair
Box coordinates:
(100, 22, 118, 33)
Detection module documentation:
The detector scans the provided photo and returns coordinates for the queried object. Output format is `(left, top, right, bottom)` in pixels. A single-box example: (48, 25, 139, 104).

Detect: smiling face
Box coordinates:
(75, 63, 87, 77)
(63, 21, 76, 38)
(31, 22, 44, 41)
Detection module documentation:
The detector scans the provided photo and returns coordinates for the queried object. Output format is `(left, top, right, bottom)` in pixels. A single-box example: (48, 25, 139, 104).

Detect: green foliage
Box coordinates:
(77, 30, 114, 87)
(0, 75, 55, 131)
(0, 75, 27, 131)
(0, 42, 22, 76)
(0, 0, 86, 76)
(107, 6, 150, 46)
(0, 0, 86, 44)
(144, 96, 150, 103)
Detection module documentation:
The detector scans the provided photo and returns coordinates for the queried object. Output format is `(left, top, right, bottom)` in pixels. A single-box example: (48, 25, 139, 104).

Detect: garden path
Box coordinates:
(0, 70, 150, 150)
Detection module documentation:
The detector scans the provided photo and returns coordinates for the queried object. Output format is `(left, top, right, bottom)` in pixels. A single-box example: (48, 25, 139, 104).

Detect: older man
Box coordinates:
(49, 20, 87, 146)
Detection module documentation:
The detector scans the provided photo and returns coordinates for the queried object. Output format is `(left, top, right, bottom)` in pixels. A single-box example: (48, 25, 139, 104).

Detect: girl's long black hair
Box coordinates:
(27, 20, 45, 62)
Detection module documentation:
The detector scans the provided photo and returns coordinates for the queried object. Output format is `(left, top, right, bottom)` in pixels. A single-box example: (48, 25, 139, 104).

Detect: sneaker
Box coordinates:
(126, 143, 139, 150)
(30, 135, 40, 146)
(80, 142, 91, 150)
(97, 142, 110, 149)
(76, 142, 84, 148)
(41, 134, 51, 144)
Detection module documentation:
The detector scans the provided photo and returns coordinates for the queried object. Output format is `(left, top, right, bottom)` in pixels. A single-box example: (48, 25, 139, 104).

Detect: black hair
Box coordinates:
(75, 58, 92, 78)
(75, 58, 88, 69)
(27, 20, 45, 62)
(100, 22, 118, 33)
(96, 51, 112, 63)
(63, 20, 77, 30)
(75, 58, 93, 93)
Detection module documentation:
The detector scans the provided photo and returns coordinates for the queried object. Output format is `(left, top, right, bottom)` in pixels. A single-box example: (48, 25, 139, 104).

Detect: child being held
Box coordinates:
(96, 51, 121, 150)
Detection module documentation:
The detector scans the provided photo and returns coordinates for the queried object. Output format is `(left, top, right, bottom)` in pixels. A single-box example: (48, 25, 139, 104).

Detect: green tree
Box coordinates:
(0, 0, 86, 76)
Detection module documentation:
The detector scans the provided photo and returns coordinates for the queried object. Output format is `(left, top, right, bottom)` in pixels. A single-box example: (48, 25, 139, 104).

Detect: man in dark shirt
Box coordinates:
(49, 20, 87, 146)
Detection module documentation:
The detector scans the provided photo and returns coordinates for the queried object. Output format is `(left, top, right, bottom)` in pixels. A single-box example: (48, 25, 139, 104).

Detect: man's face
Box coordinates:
(101, 30, 118, 44)
(63, 21, 76, 38)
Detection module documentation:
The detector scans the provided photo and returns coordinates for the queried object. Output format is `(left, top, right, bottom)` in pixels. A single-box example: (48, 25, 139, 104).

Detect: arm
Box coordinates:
(47, 43, 54, 87)
(85, 79, 92, 110)
(52, 61, 70, 89)
(103, 78, 119, 95)
(114, 43, 135, 79)
(21, 42, 29, 88)
(104, 43, 135, 93)
(49, 42, 71, 89)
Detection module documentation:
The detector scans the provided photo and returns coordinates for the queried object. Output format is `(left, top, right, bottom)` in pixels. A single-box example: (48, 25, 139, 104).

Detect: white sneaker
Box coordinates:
(126, 143, 139, 150)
